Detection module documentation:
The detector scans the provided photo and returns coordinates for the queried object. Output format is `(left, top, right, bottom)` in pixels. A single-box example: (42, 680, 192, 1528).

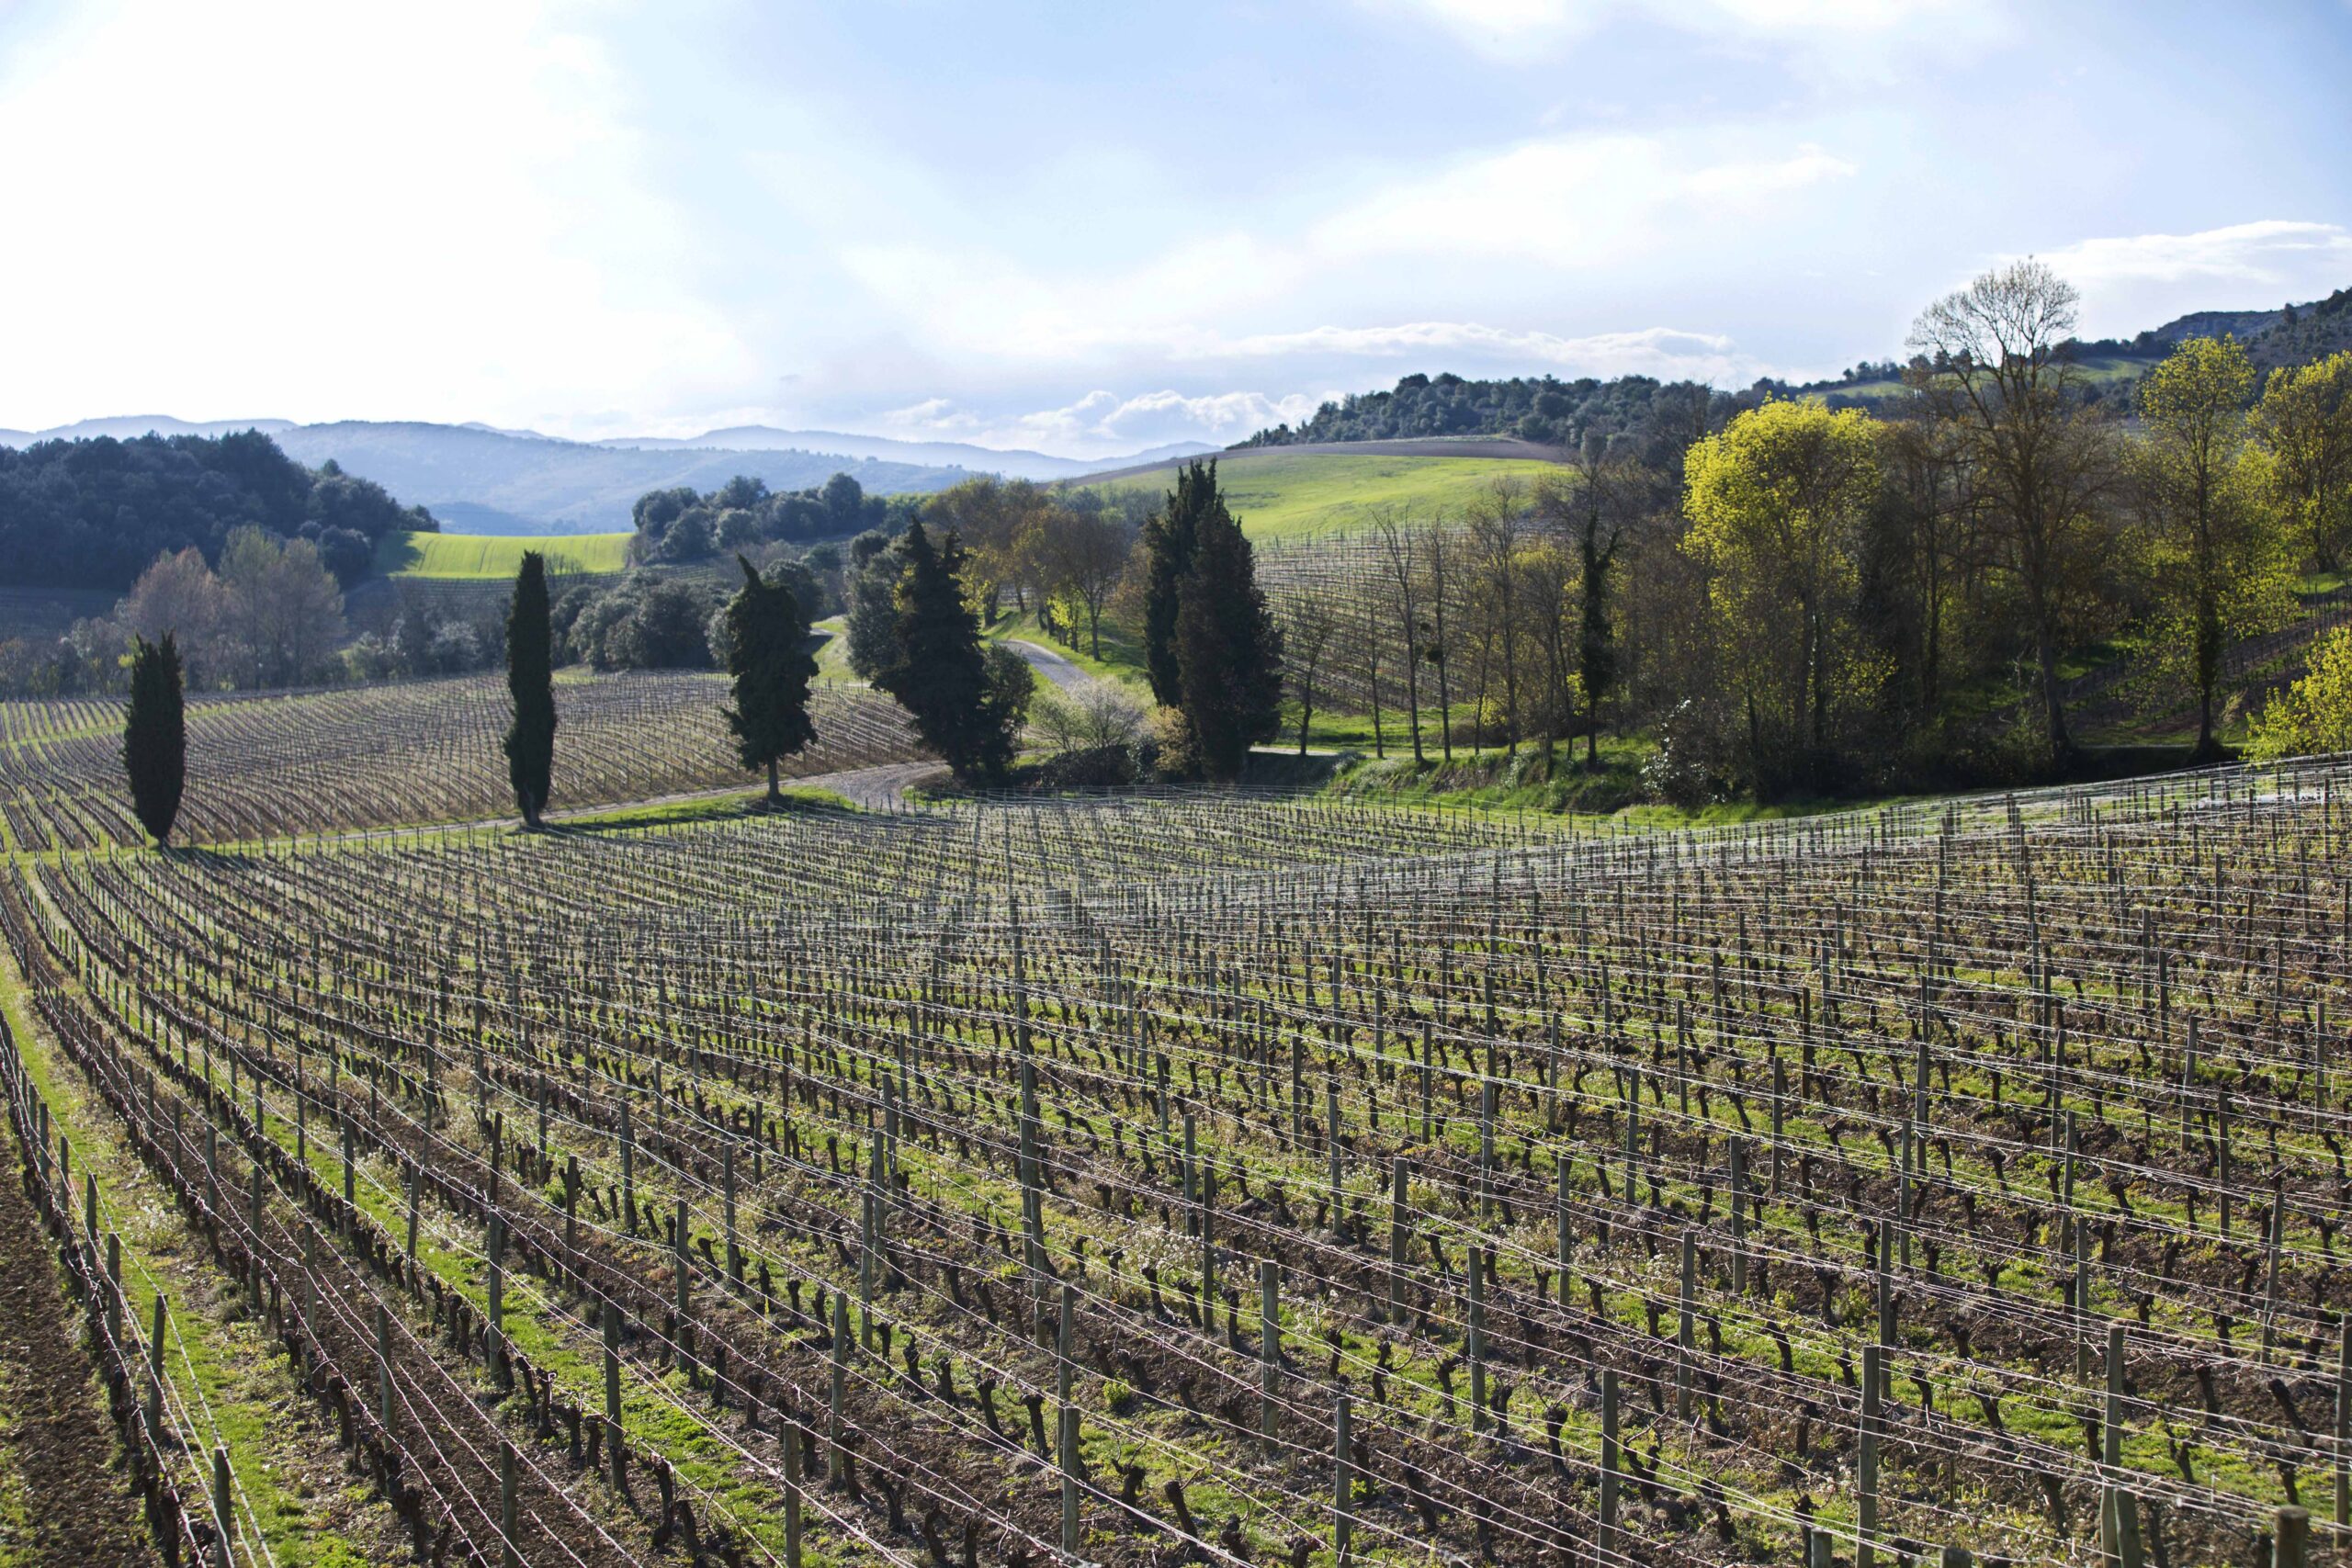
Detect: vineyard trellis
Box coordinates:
(0, 750, 2346, 1566)
(0, 670, 923, 850)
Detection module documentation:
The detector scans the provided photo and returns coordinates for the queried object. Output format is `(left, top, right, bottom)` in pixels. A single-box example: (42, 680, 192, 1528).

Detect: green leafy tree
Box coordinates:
(123, 633, 186, 846)
(2245, 626, 2352, 761)
(1682, 399, 1882, 794)
(1175, 498, 1285, 780)
(1141, 459, 1225, 705)
(720, 555, 820, 802)
(2252, 350, 2352, 572)
(2135, 335, 2298, 760)
(503, 551, 556, 828)
(842, 540, 905, 679)
(875, 521, 1033, 782)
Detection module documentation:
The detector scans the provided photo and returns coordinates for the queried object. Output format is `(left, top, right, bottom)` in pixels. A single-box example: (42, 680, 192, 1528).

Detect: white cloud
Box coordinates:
(1314, 135, 1856, 266)
(2041, 220, 2352, 288)
(879, 388, 1330, 457)
(838, 129, 1856, 370)
(869, 317, 1777, 457)
(2031, 220, 2352, 336)
(1212, 321, 1770, 381)
(1362, 0, 2007, 69)
(0, 0, 753, 434)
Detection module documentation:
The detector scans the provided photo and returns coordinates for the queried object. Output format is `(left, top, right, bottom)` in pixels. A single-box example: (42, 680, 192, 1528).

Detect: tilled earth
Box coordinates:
(0, 1126, 157, 1567)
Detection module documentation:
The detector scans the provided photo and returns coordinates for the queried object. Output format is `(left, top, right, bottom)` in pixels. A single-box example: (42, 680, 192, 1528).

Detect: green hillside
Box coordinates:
(374, 530, 632, 579)
(1090, 450, 1561, 539)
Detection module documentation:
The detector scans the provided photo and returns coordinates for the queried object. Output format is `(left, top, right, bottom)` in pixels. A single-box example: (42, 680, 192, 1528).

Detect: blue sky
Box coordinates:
(4, 0, 2348, 457)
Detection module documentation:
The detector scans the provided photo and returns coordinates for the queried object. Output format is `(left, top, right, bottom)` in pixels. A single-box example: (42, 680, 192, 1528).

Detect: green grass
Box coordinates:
(1809, 353, 2154, 407)
(373, 529, 632, 579)
(983, 608, 1155, 694)
(549, 785, 854, 830)
(0, 949, 390, 1566)
(1087, 450, 1563, 540)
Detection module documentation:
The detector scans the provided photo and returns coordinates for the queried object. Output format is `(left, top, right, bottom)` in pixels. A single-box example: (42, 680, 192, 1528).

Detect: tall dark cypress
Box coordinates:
(503, 551, 556, 828)
(123, 633, 186, 847)
(1176, 502, 1284, 781)
(721, 554, 820, 802)
(1140, 458, 1221, 706)
(875, 521, 1031, 782)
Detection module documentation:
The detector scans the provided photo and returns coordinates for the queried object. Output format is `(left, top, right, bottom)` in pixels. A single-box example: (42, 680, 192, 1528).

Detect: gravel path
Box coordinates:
(1004, 639, 1089, 692)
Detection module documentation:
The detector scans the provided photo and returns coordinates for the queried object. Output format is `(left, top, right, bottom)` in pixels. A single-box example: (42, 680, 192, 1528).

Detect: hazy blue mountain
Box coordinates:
(3, 416, 1219, 532)
(598, 426, 1218, 480)
(17, 414, 299, 441)
(258, 423, 971, 533)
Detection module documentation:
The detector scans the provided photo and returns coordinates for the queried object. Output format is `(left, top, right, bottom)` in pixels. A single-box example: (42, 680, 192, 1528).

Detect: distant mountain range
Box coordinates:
(0, 416, 1218, 534)
(594, 426, 1215, 479)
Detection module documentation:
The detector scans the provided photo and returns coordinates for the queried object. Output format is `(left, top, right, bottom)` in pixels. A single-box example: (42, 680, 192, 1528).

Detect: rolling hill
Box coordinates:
(1085, 442, 1567, 540)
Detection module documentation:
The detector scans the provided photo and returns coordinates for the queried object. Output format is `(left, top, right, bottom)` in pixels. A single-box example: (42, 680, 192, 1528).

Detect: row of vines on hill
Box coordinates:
(0, 670, 922, 850)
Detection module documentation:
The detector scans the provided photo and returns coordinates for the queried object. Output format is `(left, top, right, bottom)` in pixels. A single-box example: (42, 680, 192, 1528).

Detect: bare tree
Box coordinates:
(1039, 508, 1132, 658)
(1283, 595, 1339, 753)
(1424, 521, 1456, 761)
(1907, 259, 2119, 759)
(1370, 507, 1427, 762)
(1465, 479, 1528, 754)
(1515, 503, 1577, 765)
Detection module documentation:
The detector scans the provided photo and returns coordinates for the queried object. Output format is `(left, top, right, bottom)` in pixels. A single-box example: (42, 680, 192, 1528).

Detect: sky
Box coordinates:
(3, 0, 2348, 458)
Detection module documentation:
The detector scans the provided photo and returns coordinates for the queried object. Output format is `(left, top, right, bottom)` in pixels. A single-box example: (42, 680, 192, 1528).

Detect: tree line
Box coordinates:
(1272, 262, 2350, 803)
(628, 471, 915, 562)
(0, 430, 434, 590)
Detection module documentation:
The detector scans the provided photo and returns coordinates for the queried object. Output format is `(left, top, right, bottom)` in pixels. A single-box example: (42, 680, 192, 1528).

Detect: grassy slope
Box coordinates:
(1808, 354, 2151, 406)
(1090, 450, 1561, 540)
(374, 530, 632, 579)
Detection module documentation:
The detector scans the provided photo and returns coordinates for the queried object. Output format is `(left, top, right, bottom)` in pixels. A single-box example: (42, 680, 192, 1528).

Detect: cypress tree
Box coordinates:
(123, 633, 186, 847)
(503, 551, 556, 829)
(1140, 458, 1223, 705)
(875, 521, 1034, 782)
(1176, 502, 1284, 781)
(721, 554, 820, 802)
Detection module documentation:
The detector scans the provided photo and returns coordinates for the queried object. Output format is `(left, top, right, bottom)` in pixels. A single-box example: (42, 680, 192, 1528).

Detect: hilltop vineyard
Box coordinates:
(2, 750, 2347, 1567)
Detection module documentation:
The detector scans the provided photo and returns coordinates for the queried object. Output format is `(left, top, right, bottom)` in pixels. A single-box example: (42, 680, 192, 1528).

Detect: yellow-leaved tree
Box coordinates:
(2251, 349, 2352, 574)
(2134, 334, 2299, 759)
(2245, 626, 2352, 761)
(1682, 399, 1882, 794)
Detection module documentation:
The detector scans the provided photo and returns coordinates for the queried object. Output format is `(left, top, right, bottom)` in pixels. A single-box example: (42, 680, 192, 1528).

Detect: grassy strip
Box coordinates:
(0, 946, 397, 1566)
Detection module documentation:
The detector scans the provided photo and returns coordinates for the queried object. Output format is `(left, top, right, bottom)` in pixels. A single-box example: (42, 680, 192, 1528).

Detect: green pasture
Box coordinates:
(372, 530, 632, 579)
(1088, 450, 1564, 540)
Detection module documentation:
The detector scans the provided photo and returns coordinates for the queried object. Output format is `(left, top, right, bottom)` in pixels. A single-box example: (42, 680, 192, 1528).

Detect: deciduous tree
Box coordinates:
(2252, 350, 2352, 572)
(1683, 399, 1882, 794)
(1907, 259, 2119, 760)
(2134, 335, 2297, 759)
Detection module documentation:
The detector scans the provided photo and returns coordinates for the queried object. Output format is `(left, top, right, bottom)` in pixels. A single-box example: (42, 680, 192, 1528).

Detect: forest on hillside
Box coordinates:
(0, 429, 435, 591)
(1241, 288, 2352, 449)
